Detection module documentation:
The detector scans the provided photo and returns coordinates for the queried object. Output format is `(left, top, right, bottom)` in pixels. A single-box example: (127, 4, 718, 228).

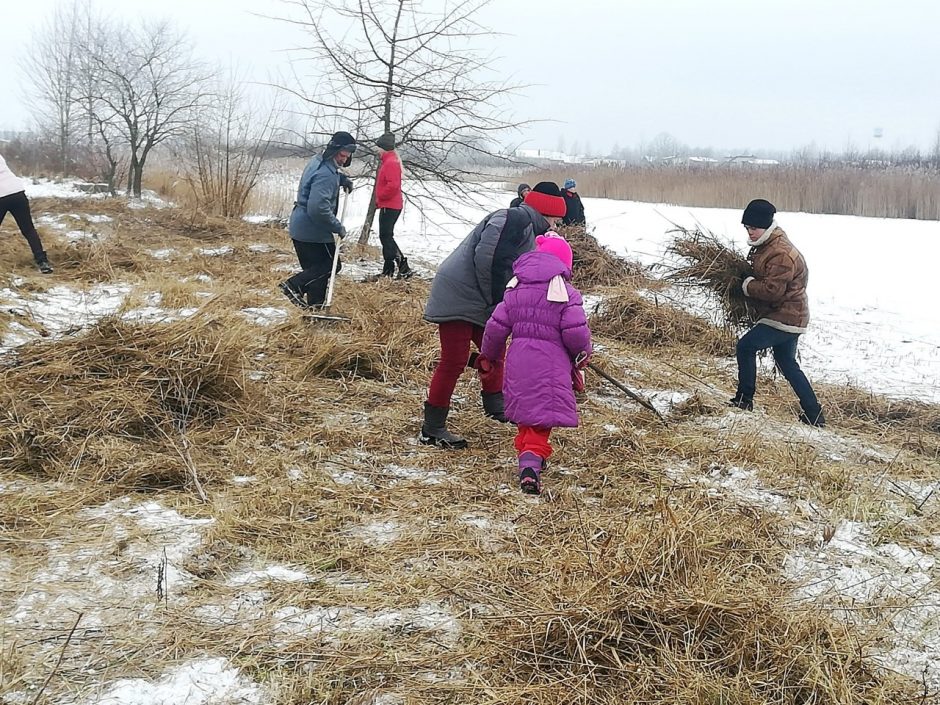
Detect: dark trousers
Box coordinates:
(378, 208, 403, 263)
(0, 191, 47, 262)
(736, 323, 821, 415)
(286, 239, 340, 306)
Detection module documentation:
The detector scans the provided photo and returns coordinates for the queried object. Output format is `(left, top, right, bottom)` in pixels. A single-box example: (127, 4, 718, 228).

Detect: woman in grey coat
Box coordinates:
(280, 131, 356, 308)
(420, 181, 568, 449)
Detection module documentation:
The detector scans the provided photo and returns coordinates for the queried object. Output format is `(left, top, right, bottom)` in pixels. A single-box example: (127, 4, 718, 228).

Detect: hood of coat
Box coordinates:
(512, 250, 570, 284)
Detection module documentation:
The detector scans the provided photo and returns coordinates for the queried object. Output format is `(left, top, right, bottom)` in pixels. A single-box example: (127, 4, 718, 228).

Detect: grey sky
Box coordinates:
(3, 0, 939, 155)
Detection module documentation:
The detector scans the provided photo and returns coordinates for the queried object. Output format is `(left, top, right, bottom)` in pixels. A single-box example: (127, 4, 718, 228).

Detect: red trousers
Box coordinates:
(427, 321, 503, 408)
(515, 425, 553, 460)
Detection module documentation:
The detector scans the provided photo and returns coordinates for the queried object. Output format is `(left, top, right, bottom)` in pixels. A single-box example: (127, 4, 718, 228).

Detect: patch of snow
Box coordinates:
(230, 475, 258, 486)
(8, 500, 212, 631)
(146, 248, 176, 260)
(85, 214, 113, 223)
(195, 592, 267, 626)
(198, 246, 233, 257)
(785, 520, 940, 690)
(67, 657, 266, 705)
(385, 464, 446, 486)
(0, 283, 130, 348)
(286, 465, 304, 481)
(346, 519, 402, 546)
(65, 229, 100, 242)
(639, 389, 693, 415)
(228, 565, 309, 586)
(274, 600, 460, 644)
(24, 178, 97, 200)
(243, 216, 278, 225)
(240, 306, 288, 326)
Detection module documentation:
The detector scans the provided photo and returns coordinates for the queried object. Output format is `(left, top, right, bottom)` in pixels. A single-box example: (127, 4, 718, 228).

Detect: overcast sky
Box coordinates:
(3, 0, 939, 155)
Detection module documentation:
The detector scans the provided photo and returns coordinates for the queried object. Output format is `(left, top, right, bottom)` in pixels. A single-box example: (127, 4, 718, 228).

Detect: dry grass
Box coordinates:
(663, 226, 754, 329)
(0, 197, 937, 705)
(590, 291, 734, 356)
(555, 224, 649, 289)
(524, 164, 940, 220)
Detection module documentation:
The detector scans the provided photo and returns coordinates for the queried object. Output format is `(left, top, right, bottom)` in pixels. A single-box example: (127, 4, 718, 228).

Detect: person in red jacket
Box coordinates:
(375, 132, 411, 278)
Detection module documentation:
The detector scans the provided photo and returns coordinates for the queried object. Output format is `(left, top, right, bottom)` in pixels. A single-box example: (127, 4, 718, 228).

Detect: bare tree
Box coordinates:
(277, 0, 528, 244)
(178, 73, 283, 217)
(20, 0, 88, 174)
(77, 18, 210, 197)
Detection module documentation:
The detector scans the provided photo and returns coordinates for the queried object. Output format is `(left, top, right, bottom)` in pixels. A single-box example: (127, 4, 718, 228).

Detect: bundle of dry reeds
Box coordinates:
(556, 225, 647, 289)
(590, 291, 733, 356)
(0, 312, 252, 485)
(664, 226, 754, 329)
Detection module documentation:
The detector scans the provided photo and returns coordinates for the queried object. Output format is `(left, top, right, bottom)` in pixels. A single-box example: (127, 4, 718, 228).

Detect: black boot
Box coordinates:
(419, 402, 468, 449)
(279, 281, 308, 309)
(799, 408, 826, 428)
(36, 257, 53, 274)
(481, 391, 508, 422)
(381, 259, 396, 277)
(729, 394, 753, 411)
(396, 255, 413, 279)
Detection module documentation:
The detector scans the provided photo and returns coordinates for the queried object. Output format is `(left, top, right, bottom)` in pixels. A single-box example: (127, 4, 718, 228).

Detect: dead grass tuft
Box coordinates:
(591, 291, 733, 356)
(556, 224, 649, 289)
(0, 311, 253, 486)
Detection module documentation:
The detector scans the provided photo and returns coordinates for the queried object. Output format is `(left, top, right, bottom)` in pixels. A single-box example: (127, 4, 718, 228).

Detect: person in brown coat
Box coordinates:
(730, 199, 825, 427)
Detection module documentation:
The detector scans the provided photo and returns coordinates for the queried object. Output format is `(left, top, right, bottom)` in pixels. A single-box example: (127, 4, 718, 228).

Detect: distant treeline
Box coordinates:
(525, 164, 940, 221)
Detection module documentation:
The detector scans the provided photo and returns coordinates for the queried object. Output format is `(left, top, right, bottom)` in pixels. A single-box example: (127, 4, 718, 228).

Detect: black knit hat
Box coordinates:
(742, 199, 776, 229)
(517, 183, 531, 197)
(327, 131, 357, 152)
(523, 181, 566, 218)
(376, 132, 396, 151)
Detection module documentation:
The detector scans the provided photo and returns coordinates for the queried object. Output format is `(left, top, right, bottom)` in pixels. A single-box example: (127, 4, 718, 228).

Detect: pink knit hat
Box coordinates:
(536, 232, 573, 270)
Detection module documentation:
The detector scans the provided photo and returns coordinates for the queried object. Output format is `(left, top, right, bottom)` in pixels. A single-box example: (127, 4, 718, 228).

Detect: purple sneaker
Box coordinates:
(518, 452, 543, 495)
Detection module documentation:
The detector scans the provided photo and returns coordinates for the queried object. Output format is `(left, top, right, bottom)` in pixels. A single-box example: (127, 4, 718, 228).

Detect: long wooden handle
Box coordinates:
(587, 362, 669, 425)
(324, 192, 349, 309)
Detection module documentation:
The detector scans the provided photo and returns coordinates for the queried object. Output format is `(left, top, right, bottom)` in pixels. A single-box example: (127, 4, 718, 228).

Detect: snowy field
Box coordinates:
(254, 173, 938, 403)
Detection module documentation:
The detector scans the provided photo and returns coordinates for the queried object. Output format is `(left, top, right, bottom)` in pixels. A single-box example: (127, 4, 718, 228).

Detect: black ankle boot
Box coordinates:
(419, 402, 468, 449)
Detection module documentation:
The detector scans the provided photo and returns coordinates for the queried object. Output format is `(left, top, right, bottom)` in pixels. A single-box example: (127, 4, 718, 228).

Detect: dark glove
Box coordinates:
(337, 225, 347, 239)
(339, 175, 353, 194)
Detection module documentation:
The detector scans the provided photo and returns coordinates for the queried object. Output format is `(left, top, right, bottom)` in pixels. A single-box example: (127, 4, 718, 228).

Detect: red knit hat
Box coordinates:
(523, 181, 566, 218)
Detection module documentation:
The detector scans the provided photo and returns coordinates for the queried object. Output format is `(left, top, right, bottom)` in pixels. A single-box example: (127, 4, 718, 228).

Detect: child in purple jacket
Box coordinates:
(480, 233, 592, 494)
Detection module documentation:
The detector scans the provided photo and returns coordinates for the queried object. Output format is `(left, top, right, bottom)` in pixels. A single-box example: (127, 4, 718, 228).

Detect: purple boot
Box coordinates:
(518, 452, 543, 495)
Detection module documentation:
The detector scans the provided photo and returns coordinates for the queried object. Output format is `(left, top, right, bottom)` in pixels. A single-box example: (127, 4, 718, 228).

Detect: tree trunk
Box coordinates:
(132, 166, 144, 199)
(357, 177, 380, 245)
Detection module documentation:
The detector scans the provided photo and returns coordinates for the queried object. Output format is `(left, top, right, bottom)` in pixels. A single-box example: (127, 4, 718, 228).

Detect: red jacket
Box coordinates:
(376, 150, 403, 209)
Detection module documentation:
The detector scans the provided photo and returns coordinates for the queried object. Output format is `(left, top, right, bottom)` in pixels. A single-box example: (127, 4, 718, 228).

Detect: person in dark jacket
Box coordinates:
(280, 131, 356, 308)
(509, 183, 530, 208)
(374, 132, 411, 278)
(561, 178, 585, 226)
(420, 181, 567, 449)
(731, 198, 825, 427)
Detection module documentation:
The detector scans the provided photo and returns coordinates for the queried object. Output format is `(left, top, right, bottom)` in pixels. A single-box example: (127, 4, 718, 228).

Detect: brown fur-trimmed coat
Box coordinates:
(742, 226, 810, 333)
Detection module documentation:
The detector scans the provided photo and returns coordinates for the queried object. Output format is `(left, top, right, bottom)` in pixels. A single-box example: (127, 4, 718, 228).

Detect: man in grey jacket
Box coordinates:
(420, 181, 568, 449)
(280, 131, 357, 308)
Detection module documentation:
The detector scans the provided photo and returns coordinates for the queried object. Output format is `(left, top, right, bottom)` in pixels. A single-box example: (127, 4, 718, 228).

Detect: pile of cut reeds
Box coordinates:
(664, 226, 754, 329)
(556, 225, 647, 289)
(590, 291, 733, 356)
(0, 312, 252, 485)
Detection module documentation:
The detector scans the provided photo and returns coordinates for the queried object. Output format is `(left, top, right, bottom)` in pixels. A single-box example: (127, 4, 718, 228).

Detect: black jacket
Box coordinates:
(509, 196, 523, 208)
(562, 190, 585, 226)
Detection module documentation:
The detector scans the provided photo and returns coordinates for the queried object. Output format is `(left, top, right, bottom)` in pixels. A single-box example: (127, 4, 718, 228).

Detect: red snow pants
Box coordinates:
(514, 426, 553, 460)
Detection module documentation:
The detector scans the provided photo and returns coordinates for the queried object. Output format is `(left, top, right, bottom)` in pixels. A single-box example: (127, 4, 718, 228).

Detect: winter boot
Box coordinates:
(518, 452, 543, 495)
(279, 281, 308, 309)
(798, 408, 826, 428)
(381, 259, 396, 277)
(481, 391, 508, 423)
(728, 394, 753, 411)
(419, 402, 468, 449)
(396, 256, 414, 279)
(36, 258, 53, 274)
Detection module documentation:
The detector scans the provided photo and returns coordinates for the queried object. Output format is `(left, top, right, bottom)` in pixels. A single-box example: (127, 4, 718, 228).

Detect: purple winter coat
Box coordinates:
(481, 251, 592, 428)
